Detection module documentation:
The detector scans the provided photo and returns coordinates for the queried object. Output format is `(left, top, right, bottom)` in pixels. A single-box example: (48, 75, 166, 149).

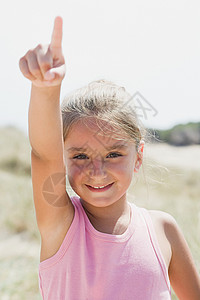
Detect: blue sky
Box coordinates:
(0, 0, 200, 134)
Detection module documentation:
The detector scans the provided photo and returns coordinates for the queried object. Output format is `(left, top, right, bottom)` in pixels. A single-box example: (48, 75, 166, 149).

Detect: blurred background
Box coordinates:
(0, 0, 200, 299)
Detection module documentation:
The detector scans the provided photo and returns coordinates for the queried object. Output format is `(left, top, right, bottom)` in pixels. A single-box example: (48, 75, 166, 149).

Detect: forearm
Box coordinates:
(28, 84, 64, 161)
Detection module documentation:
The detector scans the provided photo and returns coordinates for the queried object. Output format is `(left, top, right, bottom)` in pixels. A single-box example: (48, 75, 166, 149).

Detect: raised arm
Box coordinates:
(19, 18, 74, 260)
(19, 16, 66, 159)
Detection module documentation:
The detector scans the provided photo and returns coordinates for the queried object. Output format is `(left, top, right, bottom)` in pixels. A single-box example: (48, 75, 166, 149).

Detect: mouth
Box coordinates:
(85, 182, 114, 192)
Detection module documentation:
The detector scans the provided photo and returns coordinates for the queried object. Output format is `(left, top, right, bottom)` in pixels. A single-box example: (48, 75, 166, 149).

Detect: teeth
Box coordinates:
(92, 185, 106, 189)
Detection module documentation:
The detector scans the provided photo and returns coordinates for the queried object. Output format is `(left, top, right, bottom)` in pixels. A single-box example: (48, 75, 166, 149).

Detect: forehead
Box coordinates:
(65, 118, 132, 151)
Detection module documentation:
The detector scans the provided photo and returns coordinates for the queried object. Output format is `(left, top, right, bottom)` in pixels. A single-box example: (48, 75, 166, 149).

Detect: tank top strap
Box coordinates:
(139, 207, 171, 293)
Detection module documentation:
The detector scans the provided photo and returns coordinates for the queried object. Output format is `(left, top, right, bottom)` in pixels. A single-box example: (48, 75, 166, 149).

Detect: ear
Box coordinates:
(134, 141, 144, 173)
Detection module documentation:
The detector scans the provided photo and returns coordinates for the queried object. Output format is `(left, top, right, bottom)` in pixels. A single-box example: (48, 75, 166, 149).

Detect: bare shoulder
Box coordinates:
(148, 209, 175, 225)
(149, 210, 200, 299)
(148, 209, 178, 238)
(148, 210, 174, 269)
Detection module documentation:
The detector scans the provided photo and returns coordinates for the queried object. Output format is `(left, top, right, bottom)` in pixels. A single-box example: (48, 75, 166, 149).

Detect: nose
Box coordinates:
(87, 156, 107, 179)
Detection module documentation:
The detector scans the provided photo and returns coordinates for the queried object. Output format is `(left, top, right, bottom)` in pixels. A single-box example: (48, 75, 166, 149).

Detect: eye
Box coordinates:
(73, 154, 89, 160)
(107, 152, 122, 158)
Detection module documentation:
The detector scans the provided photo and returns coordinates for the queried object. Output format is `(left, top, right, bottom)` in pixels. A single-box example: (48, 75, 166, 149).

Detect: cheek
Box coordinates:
(67, 161, 87, 186)
(109, 158, 135, 174)
(66, 161, 79, 182)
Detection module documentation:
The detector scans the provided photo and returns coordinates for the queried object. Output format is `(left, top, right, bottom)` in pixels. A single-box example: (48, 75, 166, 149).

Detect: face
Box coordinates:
(64, 119, 142, 208)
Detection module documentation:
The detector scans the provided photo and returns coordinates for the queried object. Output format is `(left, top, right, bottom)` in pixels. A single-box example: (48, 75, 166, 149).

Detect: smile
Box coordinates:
(85, 182, 114, 192)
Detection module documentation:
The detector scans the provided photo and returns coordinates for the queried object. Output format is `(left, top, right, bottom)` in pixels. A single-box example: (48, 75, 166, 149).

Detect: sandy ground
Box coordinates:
(0, 231, 39, 259)
(144, 143, 200, 171)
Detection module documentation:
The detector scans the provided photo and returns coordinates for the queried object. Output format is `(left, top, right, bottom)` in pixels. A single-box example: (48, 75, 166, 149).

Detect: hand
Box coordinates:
(19, 16, 66, 87)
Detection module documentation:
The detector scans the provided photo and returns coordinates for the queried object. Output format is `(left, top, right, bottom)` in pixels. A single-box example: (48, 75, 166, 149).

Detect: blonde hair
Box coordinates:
(61, 79, 146, 151)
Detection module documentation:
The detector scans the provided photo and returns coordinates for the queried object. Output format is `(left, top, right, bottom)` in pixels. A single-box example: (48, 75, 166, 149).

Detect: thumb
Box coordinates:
(44, 70, 55, 80)
(44, 64, 66, 81)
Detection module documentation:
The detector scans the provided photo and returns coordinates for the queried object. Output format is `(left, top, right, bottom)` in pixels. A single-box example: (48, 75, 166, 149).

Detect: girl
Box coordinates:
(19, 17, 200, 300)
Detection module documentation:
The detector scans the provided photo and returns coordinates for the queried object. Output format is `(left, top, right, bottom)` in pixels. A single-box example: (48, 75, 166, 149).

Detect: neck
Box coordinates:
(80, 196, 131, 235)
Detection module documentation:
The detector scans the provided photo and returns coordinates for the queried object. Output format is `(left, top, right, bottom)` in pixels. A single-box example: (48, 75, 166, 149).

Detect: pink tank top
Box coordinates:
(39, 196, 171, 299)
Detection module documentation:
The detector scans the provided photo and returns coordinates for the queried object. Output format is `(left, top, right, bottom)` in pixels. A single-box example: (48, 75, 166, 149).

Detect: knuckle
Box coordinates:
(19, 58, 28, 75)
(19, 56, 25, 67)
(25, 49, 33, 58)
(37, 43, 43, 49)
(36, 43, 43, 51)
(19, 56, 24, 63)
(35, 43, 49, 53)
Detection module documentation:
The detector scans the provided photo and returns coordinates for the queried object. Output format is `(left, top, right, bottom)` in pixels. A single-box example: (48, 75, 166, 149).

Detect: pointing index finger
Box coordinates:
(50, 16, 63, 49)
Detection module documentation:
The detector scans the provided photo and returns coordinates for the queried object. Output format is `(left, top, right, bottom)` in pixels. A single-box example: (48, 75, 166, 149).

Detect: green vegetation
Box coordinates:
(0, 126, 199, 299)
(150, 121, 200, 146)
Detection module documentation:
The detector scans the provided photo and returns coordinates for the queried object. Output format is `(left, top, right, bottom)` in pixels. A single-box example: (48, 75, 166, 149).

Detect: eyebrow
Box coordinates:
(67, 147, 88, 153)
(105, 144, 128, 151)
(67, 143, 128, 153)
